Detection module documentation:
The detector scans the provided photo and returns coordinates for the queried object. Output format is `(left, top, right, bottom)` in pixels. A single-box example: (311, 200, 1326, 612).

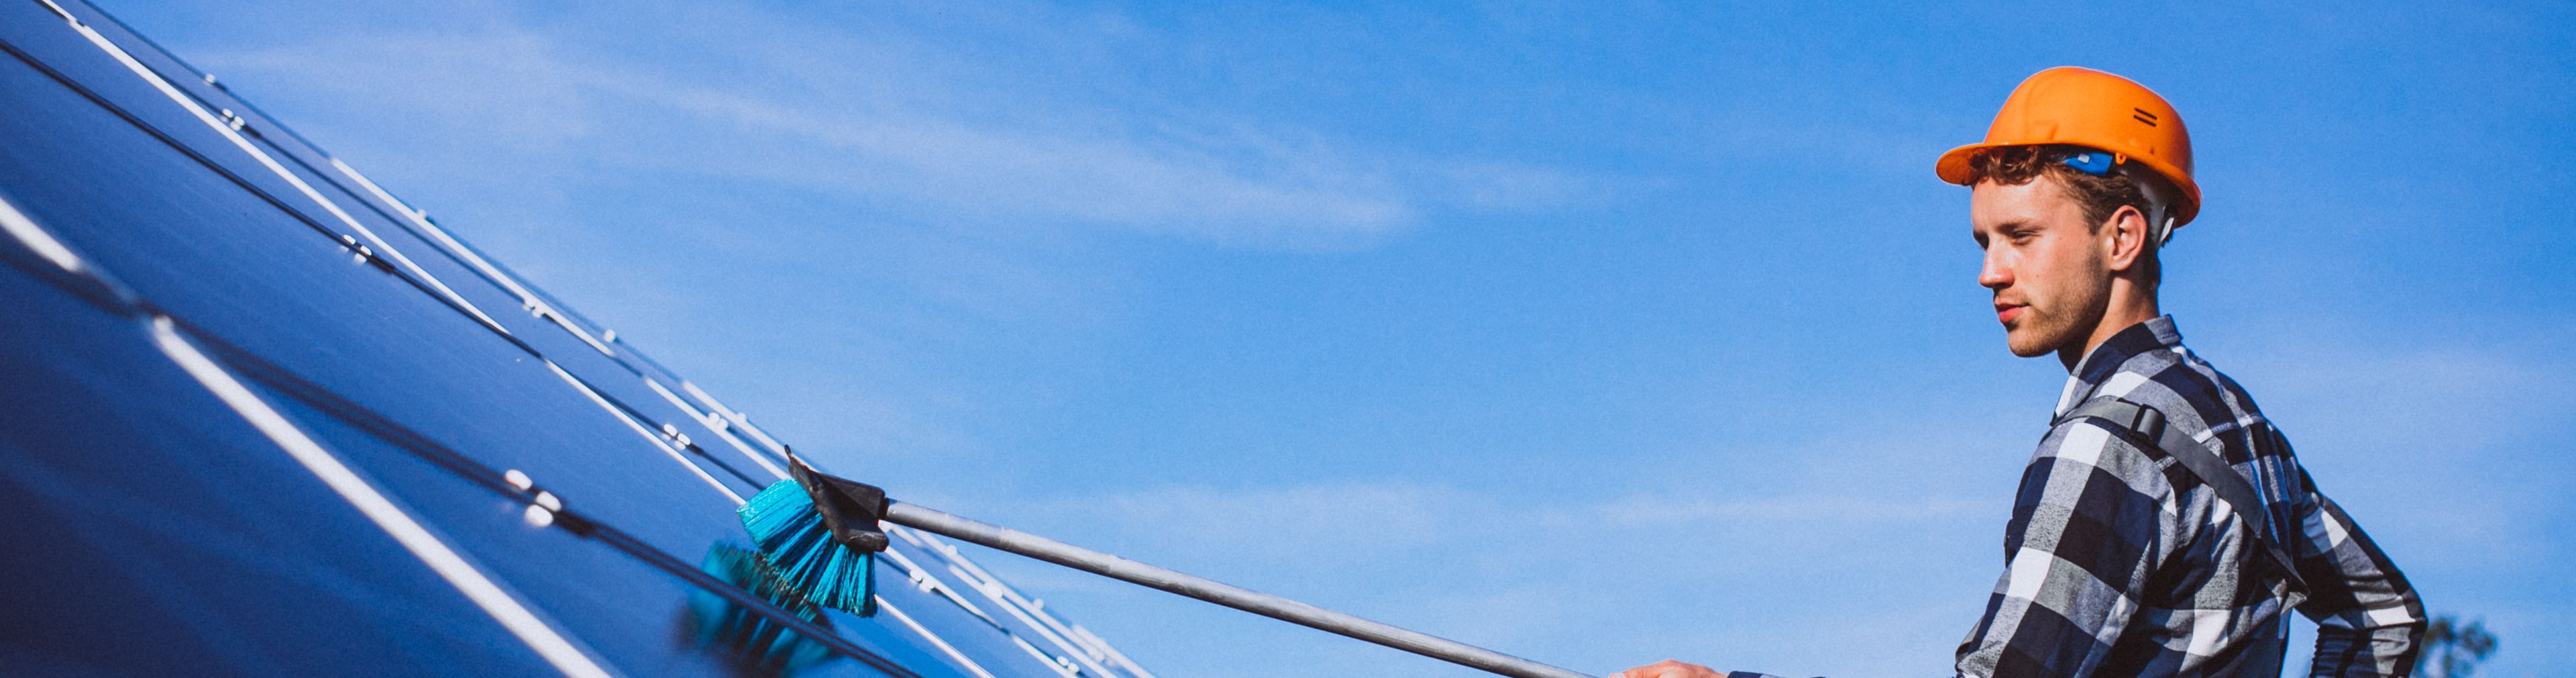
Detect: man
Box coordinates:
(1615, 67, 2425, 678)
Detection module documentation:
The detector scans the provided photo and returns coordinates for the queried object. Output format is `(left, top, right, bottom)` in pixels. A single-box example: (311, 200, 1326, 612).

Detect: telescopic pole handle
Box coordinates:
(882, 501, 1597, 678)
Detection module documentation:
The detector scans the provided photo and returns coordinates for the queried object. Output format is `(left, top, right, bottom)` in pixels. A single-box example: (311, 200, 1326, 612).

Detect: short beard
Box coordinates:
(2007, 279, 2110, 359)
(2006, 329, 2059, 358)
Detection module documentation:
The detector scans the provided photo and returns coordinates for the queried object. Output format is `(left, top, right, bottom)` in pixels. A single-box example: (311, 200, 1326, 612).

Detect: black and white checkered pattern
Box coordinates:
(1953, 316, 2424, 677)
(1735, 317, 2424, 678)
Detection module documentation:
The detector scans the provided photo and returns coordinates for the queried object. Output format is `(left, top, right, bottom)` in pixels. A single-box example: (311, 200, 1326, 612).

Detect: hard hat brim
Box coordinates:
(1933, 142, 2010, 187)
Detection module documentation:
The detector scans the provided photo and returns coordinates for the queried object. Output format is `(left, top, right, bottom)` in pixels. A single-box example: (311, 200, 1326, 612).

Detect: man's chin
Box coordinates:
(2004, 328, 2057, 358)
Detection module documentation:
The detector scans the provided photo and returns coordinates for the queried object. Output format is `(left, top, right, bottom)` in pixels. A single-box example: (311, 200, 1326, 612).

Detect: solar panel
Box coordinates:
(0, 2, 1158, 676)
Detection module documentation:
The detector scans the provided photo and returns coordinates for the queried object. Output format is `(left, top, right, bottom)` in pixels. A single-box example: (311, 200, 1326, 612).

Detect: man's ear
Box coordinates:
(2103, 204, 2152, 274)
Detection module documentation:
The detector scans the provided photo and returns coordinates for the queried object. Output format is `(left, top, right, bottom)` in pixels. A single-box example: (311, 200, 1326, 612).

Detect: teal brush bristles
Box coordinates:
(688, 544, 834, 675)
(740, 479, 876, 616)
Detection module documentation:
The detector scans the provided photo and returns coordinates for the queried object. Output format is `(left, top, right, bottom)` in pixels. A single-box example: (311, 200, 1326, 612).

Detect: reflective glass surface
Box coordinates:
(0, 3, 1157, 677)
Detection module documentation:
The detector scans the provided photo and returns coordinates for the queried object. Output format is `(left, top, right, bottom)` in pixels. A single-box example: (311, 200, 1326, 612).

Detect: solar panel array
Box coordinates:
(0, 2, 1157, 676)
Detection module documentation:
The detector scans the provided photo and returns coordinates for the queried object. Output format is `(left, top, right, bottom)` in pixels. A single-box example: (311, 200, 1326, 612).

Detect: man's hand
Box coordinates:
(1611, 659, 1727, 678)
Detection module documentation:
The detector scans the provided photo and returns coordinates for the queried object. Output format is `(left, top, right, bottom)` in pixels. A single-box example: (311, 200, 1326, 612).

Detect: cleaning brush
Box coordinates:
(737, 450, 890, 616)
(748, 455, 1597, 678)
(687, 544, 835, 675)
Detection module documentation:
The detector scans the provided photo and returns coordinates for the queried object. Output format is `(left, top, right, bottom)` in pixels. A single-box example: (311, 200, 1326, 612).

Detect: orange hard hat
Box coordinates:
(1936, 66, 2200, 228)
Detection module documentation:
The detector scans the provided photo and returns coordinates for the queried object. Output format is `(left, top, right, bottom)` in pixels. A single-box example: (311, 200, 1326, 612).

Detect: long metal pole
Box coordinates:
(883, 501, 1597, 678)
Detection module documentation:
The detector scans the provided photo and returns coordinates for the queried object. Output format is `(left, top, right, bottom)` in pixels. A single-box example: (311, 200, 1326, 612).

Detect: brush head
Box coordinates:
(740, 479, 878, 616)
(687, 544, 835, 675)
(787, 460, 891, 554)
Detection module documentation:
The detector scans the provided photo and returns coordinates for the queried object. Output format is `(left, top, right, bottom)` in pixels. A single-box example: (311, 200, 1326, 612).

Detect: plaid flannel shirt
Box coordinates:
(1735, 316, 2424, 678)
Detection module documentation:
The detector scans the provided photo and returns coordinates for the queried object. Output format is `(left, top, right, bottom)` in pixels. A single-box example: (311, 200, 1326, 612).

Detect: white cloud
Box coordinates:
(590, 75, 1419, 245)
(200, 30, 600, 152)
(185, 3, 1599, 251)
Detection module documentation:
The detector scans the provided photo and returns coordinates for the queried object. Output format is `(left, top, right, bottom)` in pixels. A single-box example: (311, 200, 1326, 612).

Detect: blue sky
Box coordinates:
(117, 1, 2571, 676)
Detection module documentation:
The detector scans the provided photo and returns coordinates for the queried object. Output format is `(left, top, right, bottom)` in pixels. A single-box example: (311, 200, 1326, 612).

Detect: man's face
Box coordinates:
(1972, 177, 2110, 358)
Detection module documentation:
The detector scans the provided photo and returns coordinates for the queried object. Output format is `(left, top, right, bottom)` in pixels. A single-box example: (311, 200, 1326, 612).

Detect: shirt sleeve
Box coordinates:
(2286, 463, 2426, 677)
(1954, 420, 2174, 678)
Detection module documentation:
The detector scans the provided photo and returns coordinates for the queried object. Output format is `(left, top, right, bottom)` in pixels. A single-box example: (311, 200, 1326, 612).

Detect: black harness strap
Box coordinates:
(2055, 397, 2306, 592)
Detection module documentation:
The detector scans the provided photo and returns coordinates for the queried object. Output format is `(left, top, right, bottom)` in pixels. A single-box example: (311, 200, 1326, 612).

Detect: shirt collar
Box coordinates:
(2054, 316, 2184, 415)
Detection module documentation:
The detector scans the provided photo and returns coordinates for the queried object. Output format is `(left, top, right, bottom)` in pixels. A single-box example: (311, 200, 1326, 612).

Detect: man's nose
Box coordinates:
(1979, 250, 2011, 290)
